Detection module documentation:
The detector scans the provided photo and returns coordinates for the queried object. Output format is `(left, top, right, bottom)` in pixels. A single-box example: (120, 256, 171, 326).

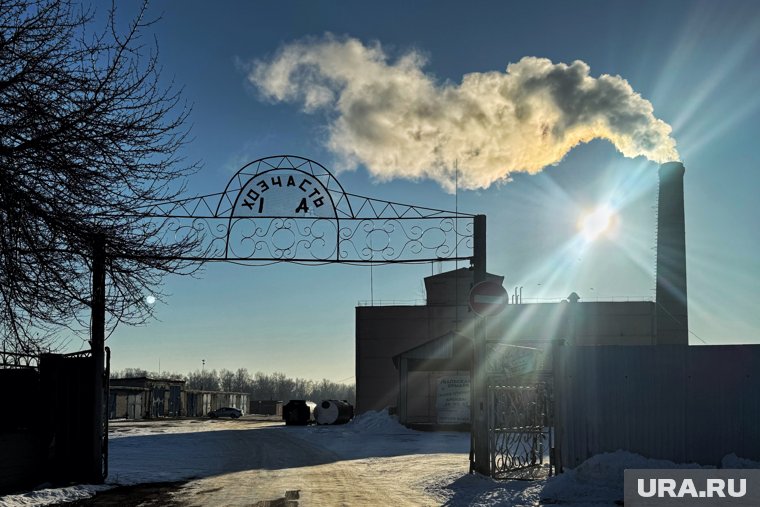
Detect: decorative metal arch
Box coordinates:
(143, 155, 475, 264)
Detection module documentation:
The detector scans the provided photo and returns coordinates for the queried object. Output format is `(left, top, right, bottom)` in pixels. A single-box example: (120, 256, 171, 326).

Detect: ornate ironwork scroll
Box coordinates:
(139, 155, 475, 264)
(489, 383, 552, 480)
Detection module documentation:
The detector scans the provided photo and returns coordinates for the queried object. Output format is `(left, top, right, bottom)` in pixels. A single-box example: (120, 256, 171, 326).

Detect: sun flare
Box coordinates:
(578, 206, 616, 242)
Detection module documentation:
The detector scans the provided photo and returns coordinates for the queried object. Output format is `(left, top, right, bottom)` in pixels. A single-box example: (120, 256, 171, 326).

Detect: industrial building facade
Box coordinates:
(356, 269, 659, 424)
(355, 162, 691, 428)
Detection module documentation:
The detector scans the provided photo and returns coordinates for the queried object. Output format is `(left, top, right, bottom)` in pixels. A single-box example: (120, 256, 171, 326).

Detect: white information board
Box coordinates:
(436, 375, 471, 424)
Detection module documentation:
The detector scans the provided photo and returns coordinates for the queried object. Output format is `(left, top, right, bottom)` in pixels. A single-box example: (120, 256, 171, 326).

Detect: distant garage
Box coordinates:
(109, 376, 248, 419)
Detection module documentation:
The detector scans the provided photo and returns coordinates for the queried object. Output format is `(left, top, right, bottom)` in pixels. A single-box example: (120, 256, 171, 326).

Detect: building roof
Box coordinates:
(424, 267, 505, 306)
(423, 267, 503, 284)
(110, 376, 186, 384)
(392, 331, 472, 369)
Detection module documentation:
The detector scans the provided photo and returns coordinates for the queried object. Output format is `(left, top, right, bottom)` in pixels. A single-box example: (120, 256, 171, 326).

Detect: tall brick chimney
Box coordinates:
(655, 161, 689, 345)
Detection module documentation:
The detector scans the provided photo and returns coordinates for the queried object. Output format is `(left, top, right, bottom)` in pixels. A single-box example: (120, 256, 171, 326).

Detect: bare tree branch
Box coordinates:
(0, 0, 200, 352)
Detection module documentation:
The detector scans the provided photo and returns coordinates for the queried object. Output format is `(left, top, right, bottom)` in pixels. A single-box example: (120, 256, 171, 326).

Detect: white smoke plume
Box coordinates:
(249, 34, 679, 191)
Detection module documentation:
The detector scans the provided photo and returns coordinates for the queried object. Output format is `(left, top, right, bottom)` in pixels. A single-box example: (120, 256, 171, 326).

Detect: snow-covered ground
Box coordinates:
(1, 411, 758, 506)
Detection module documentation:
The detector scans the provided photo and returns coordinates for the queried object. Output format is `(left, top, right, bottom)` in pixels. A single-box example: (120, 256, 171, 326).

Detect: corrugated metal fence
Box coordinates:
(555, 344, 760, 468)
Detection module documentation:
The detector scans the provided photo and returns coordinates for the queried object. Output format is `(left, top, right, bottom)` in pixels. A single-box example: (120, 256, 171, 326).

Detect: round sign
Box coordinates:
(469, 281, 508, 316)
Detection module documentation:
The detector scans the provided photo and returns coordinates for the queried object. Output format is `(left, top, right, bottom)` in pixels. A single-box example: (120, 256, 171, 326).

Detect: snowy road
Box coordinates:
(109, 419, 334, 484)
(110, 417, 454, 505)
(172, 453, 465, 506)
(108, 414, 471, 506)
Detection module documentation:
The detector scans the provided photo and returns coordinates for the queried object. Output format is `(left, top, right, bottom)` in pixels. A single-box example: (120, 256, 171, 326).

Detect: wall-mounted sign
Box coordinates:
(486, 343, 547, 376)
(233, 169, 337, 219)
(154, 155, 476, 263)
(437, 375, 470, 425)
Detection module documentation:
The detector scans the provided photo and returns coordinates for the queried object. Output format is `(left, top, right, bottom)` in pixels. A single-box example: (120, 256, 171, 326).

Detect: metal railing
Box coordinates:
(0, 350, 39, 369)
(356, 299, 427, 306)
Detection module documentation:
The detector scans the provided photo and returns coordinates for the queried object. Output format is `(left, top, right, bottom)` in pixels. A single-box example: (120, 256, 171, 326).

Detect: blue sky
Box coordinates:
(102, 0, 760, 381)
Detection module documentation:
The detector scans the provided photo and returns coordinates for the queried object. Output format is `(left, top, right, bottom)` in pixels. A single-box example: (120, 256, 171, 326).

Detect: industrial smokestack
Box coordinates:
(655, 161, 689, 345)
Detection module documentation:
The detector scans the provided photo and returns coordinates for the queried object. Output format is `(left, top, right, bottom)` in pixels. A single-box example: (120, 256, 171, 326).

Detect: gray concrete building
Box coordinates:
(356, 269, 658, 420)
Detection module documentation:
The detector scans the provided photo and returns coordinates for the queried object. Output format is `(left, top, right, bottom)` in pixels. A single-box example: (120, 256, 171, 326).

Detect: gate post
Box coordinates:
(552, 339, 565, 474)
(91, 234, 106, 483)
(471, 214, 490, 475)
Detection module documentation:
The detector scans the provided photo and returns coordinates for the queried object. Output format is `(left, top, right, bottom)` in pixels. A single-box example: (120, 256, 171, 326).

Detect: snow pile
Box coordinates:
(541, 450, 705, 505)
(427, 472, 543, 507)
(0, 485, 110, 507)
(300, 408, 469, 460)
(721, 453, 760, 469)
(344, 409, 417, 434)
(108, 418, 274, 440)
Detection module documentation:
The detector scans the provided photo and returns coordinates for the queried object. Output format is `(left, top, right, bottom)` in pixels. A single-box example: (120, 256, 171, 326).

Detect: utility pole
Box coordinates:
(91, 234, 106, 483)
(471, 214, 490, 475)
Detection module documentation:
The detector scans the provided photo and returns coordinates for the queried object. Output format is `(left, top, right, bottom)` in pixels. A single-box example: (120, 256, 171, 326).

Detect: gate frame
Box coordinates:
(488, 380, 554, 480)
(89, 155, 493, 477)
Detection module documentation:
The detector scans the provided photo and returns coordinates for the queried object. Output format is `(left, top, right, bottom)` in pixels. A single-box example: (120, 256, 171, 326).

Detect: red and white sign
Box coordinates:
(469, 281, 508, 316)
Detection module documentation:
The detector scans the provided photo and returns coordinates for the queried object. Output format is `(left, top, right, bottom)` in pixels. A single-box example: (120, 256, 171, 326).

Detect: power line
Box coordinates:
(655, 300, 707, 344)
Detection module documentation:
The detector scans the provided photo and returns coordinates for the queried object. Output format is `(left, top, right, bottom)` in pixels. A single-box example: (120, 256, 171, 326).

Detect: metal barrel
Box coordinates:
(314, 400, 354, 425)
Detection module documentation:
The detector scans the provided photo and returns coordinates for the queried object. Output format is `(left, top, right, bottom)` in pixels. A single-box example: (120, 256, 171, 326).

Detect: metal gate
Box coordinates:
(488, 382, 553, 479)
(151, 387, 165, 417)
(169, 385, 182, 416)
(1, 349, 110, 491)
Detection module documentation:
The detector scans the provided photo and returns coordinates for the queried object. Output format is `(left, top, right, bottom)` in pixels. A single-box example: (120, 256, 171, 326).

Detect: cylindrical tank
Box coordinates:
(314, 400, 354, 425)
(282, 400, 316, 426)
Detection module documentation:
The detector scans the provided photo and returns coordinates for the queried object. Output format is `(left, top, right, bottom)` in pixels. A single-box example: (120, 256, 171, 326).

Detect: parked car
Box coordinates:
(208, 407, 242, 419)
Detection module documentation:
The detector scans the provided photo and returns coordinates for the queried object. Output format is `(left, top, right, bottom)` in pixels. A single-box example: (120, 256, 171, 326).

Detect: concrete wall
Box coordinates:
(494, 301, 655, 346)
(250, 400, 283, 416)
(185, 391, 249, 416)
(110, 388, 148, 419)
(356, 304, 465, 413)
(555, 344, 760, 468)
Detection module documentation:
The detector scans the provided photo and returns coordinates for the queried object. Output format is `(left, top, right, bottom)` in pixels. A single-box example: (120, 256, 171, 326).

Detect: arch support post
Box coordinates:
(471, 214, 490, 475)
(91, 234, 106, 483)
